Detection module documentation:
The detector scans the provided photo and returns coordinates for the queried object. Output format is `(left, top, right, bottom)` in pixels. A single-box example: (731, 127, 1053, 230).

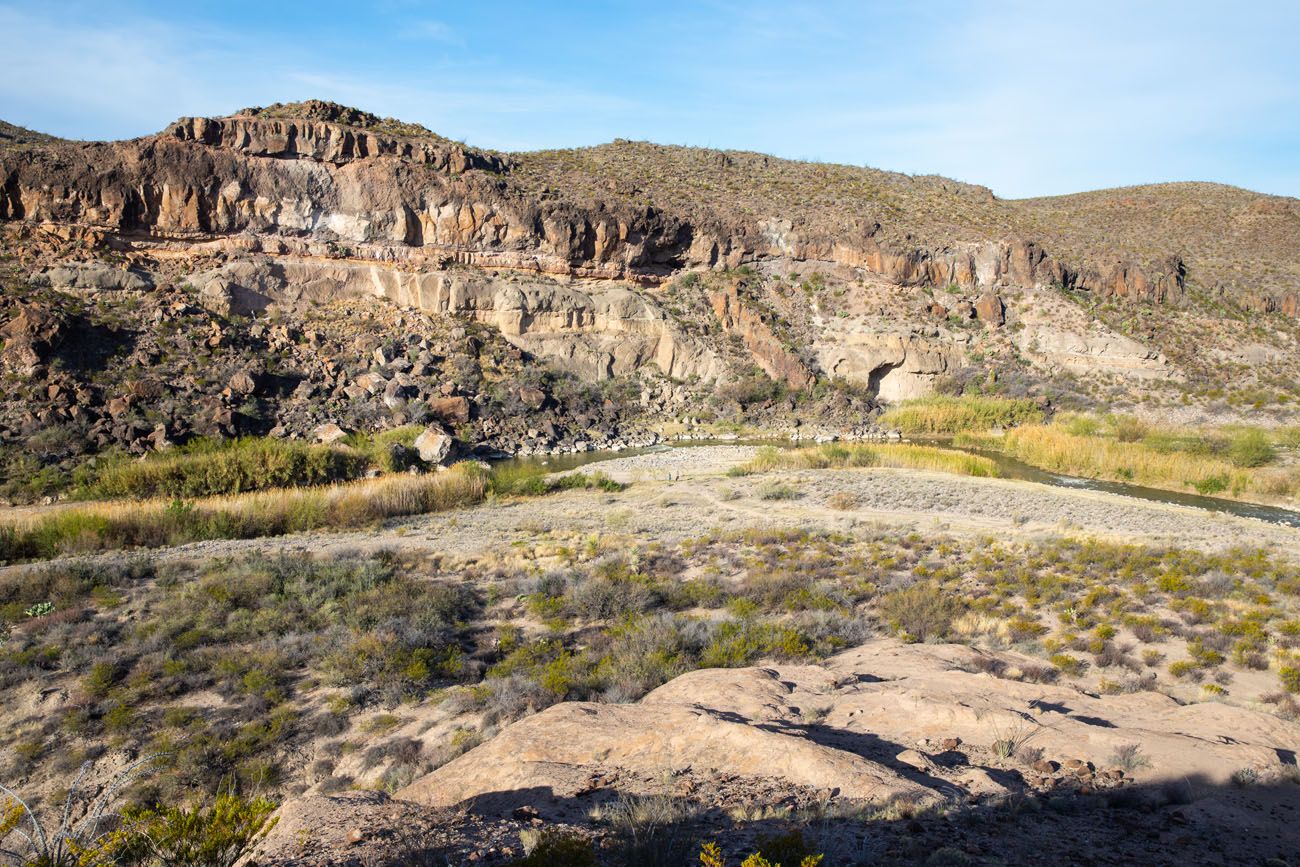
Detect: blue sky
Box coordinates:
(2, 0, 1298, 199)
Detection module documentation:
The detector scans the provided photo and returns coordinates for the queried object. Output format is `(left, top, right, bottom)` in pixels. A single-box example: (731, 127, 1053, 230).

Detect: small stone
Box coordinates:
(512, 805, 540, 821)
(346, 828, 364, 845)
(941, 737, 962, 751)
(1033, 759, 1059, 774)
(895, 749, 929, 771)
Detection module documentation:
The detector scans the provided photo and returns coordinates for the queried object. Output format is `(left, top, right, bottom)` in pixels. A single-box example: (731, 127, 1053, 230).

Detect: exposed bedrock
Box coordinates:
(815, 329, 962, 402)
(0, 112, 1195, 306)
(189, 256, 724, 383)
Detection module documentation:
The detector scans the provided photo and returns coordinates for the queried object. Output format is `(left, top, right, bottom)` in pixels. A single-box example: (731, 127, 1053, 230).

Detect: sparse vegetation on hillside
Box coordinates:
(0, 119, 60, 151)
(1, 760, 277, 867)
(4, 526, 1298, 814)
(240, 100, 447, 142)
(510, 134, 1300, 306)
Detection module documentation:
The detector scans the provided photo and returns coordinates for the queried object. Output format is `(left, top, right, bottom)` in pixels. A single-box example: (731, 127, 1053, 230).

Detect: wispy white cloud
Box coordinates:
(401, 19, 462, 46)
(0, 0, 1295, 197)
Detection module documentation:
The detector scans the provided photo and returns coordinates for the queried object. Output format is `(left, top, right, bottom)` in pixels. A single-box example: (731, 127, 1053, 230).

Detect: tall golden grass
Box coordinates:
(732, 443, 1000, 478)
(987, 425, 1299, 501)
(878, 396, 1044, 434)
(1, 465, 488, 561)
(87, 437, 370, 500)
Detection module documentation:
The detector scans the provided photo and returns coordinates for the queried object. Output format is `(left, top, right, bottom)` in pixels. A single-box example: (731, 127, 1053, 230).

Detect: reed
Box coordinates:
(732, 443, 999, 478)
(877, 395, 1044, 434)
(85, 437, 372, 500)
(991, 425, 1298, 500)
(1, 465, 488, 562)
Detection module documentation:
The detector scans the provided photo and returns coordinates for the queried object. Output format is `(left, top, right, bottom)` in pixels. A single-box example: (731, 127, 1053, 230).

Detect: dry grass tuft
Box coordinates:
(733, 443, 999, 478)
(878, 396, 1044, 435)
(0, 465, 488, 561)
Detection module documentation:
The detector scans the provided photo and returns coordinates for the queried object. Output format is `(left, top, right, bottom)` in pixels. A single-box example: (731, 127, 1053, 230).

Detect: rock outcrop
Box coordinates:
(2, 100, 1297, 421)
(0, 301, 65, 374)
(0, 104, 1217, 308)
(1016, 325, 1171, 378)
(400, 639, 1300, 821)
(709, 281, 813, 389)
(815, 330, 961, 401)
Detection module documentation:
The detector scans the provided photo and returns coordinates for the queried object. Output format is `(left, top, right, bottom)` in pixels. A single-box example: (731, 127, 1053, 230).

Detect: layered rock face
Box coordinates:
(1, 116, 698, 281)
(0, 103, 1194, 297)
(2, 100, 1296, 401)
(184, 257, 723, 382)
(398, 639, 1300, 817)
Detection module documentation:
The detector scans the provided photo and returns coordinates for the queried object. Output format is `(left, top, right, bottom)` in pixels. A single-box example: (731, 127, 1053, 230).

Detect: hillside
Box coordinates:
(0, 119, 61, 151)
(3, 100, 1300, 866)
(0, 100, 1298, 498)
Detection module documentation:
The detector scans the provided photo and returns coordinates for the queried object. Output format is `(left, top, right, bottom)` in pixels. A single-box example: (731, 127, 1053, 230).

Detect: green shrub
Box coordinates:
(489, 465, 624, 497)
(878, 584, 959, 642)
(1049, 653, 1087, 676)
(1227, 429, 1277, 468)
(757, 481, 802, 501)
(93, 793, 278, 867)
(510, 829, 596, 866)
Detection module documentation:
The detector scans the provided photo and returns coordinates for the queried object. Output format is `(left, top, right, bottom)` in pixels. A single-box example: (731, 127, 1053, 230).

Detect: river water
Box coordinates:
(498, 438, 1300, 529)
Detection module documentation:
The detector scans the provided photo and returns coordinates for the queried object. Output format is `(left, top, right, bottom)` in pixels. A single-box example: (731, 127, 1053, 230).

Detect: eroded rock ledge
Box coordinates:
(1, 109, 1201, 307)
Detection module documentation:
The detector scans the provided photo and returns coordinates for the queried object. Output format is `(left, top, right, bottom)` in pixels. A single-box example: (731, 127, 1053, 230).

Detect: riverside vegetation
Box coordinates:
(0, 462, 620, 563)
(881, 395, 1300, 505)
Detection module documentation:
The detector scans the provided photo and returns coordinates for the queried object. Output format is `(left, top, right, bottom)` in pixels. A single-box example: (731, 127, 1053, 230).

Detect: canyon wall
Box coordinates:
(1, 112, 1193, 301)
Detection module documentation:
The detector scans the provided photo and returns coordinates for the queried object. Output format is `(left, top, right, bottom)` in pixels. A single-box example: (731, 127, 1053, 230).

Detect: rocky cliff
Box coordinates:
(2, 100, 1298, 430)
(3, 102, 1208, 304)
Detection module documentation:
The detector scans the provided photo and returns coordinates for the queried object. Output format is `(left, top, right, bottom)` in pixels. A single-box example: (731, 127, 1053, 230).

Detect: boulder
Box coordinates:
(975, 293, 1005, 326)
(0, 303, 66, 374)
(518, 386, 547, 410)
(355, 373, 388, 395)
(228, 370, 258, 395)
(413, 427, 453, 464)
(428, 396, 470, 426)
(314, 423, 350, 444)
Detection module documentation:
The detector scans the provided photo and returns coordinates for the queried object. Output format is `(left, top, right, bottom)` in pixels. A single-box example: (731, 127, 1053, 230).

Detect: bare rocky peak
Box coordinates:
(236, 99, 446, 141)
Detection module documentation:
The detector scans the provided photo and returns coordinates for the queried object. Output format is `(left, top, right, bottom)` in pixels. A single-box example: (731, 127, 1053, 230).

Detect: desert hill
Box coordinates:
(2, 100, 1298, 501)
